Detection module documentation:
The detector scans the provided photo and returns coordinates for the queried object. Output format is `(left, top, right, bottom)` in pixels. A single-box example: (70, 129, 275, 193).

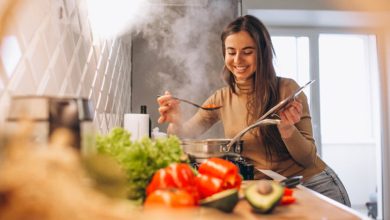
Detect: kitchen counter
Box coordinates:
(143, 169, 367, 220)
(231, 169, 366, 220)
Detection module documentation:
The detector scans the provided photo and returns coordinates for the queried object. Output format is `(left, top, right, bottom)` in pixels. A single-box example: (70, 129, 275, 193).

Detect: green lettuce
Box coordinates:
(95, 127, 186, 200)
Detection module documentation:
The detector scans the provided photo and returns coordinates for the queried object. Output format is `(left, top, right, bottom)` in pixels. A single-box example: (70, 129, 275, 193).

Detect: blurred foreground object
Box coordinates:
(0, 123, 137, 220)
(0, 125, 235, 220)
(5, 96, 95, 152)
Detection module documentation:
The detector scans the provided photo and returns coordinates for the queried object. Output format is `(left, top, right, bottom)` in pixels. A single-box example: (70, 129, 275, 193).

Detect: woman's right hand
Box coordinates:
(157, 91, 182, 125)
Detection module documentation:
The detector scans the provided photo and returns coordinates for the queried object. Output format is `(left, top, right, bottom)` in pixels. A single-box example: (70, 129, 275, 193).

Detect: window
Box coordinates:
(272, 36, 311, 101)
(271, 32, 382, 217)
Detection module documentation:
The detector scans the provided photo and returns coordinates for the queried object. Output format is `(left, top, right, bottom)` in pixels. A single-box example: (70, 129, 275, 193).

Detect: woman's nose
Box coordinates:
(234, 53, 242, 63)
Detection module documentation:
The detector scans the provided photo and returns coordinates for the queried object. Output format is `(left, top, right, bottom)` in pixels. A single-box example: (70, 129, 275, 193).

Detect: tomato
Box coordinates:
(280, 195, 296, 205)
(144, 188, 196, 208)
(195, 174, 224, 199)
(284, 187, 294, 196)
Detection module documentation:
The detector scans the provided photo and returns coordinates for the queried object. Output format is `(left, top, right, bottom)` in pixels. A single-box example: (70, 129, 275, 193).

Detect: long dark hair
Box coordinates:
(221, 15, 288, 160)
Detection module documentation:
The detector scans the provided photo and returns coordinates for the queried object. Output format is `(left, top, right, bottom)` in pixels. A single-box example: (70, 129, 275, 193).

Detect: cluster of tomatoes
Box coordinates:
(144, 158, 242, 208)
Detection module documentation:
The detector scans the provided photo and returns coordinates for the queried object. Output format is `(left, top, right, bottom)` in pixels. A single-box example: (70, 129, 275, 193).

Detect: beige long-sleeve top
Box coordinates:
(180, 77, 326, 180)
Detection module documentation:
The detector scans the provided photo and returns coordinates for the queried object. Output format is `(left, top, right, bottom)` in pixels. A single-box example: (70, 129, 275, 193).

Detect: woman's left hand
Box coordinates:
(277, 100, 303, 138)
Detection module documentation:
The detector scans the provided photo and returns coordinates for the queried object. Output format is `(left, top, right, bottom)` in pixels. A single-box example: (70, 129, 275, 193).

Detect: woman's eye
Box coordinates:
(243, 50, 254, 54)
(226, 50, 235, 55)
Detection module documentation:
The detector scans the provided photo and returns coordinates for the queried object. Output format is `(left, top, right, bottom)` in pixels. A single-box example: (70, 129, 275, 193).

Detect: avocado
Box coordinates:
(245, 180, 284, 214)
(200, 189, 239, 213)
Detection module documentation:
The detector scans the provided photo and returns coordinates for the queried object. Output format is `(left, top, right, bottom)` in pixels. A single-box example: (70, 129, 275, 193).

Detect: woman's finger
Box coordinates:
(290, 101, 303, 114)
(157, 94, 172, 105)
(158, 115, 166, 124)
(282, 111, 295, 125)
(158, 106, 171, 114)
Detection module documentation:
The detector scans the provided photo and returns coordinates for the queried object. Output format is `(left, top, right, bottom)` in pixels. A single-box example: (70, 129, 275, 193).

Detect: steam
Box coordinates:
(86, 0, 163, 38)
(137, 0, 235, 102)
(87, 0, 236, 121)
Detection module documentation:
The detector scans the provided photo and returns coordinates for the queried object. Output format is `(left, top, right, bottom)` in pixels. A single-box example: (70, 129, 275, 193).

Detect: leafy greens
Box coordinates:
(96, 127, 186, 200)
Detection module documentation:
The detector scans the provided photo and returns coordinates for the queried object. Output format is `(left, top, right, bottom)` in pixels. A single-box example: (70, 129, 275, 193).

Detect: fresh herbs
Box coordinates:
(95, 127, 186, 200)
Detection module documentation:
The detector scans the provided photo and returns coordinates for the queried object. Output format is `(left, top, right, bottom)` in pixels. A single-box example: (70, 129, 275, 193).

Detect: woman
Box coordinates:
(157, 15, 351, 206)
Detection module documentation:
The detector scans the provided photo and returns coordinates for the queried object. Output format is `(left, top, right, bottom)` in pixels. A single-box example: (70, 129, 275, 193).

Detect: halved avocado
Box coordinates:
(200, 189, 239, 213)
(245, 180, 284, 214)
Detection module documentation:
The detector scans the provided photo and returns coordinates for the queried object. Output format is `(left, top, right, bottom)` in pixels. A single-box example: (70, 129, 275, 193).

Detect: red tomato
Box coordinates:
(144, 188, 196, 208)
(280, 195, 296, 205)
(195, 173, 224, 199)
(284, 187, 294, 196)
(198, 158, 238, 181)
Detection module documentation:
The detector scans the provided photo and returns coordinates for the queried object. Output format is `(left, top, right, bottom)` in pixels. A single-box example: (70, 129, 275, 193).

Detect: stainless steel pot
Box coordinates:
(181, 138, 243, 162)
(6, 95, 94, 150)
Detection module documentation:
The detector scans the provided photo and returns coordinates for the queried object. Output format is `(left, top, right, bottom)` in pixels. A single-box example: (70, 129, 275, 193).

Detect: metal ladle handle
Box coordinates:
(223, 119, 281, 153)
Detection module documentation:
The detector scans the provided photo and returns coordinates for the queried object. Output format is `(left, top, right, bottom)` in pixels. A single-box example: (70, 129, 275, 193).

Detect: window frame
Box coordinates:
(269, 27, 383, 154)
(268, 26, 386, 219)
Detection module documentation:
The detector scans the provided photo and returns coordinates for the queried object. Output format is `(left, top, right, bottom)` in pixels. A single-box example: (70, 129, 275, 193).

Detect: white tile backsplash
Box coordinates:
(0, 0, 132, 133)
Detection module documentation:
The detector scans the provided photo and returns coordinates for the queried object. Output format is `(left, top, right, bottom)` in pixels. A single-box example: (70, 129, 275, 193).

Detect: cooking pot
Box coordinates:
(181, 138, 243, 162)
(6, 95, 94, 151)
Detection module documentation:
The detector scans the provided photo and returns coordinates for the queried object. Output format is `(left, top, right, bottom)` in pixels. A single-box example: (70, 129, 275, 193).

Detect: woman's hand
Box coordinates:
(157, 91, 182, 124)
(277, 100, 303, 138)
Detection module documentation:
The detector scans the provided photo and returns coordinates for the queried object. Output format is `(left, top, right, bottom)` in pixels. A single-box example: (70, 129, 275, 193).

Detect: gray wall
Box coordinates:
(131, 0, 239, 137)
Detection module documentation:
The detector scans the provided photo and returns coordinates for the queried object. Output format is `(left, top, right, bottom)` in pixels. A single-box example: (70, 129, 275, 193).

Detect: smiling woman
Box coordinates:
(157, 14, 351, 207)
(224, 31, 257, 81)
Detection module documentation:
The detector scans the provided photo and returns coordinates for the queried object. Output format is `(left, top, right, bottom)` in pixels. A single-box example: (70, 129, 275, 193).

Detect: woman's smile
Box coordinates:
(234, 65, 250, 73)
(224, 31, 257, 81)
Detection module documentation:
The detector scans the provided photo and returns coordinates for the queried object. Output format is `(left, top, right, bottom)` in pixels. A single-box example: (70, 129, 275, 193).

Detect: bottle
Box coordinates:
(140, 105, 152, 138)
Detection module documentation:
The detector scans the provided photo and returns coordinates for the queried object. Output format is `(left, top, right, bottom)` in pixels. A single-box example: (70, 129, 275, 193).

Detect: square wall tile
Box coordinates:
(63, 0, 76, 18)
(43, 16, 62, 55)
(61, 78, 75, 96)
(13, 62, 37, 95)
(69, 57, 82, 87)
(97, 46, 108, 74)
(101, 73, 111, 95)
(61, 30, 75, 64)
(44, 71, 61, 95)
(28, 34, 50, 84)
(16, 0, 48, 46)
(51, 49, 68, 84)
(84, 54, 97, 87)
(78, 41, 88, 70)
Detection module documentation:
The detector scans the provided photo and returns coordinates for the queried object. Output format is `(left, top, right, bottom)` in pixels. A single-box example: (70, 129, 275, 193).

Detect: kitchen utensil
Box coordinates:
(181, 138, 243, 162)
(223, 118, 281, 152)
(257, 80, 315, 121)
(223, 80, 315, 152)
(280, 175, 303, 188)
(6, 96, 94, 151)
(182, 138, 254, 180)
(157, 95, 222, 111)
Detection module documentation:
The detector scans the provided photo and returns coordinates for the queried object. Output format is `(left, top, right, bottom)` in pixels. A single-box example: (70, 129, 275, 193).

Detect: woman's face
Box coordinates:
(224, 31, 257, 82)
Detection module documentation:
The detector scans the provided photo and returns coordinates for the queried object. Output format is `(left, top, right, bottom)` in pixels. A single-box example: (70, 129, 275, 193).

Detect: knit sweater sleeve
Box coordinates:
(180, 90, 222, 138)
(280, 79, 319, 167)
